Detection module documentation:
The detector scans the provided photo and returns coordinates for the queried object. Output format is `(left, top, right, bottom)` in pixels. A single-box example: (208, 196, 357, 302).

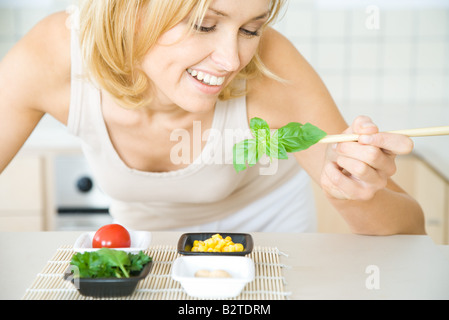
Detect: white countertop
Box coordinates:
(1, 232, 448, 300)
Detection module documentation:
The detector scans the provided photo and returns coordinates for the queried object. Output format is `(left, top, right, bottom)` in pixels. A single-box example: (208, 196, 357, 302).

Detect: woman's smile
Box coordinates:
(187, 68, 226, 86)
(186, 68, 227, 95)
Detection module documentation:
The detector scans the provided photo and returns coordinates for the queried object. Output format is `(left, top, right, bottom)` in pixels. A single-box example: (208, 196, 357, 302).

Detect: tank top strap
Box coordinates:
(67, 12, 102, 142)
(67, 10, 83, 137)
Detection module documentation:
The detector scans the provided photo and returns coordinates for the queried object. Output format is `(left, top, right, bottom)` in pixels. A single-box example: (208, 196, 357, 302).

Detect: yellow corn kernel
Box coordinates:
(191, 247, 199, 252)
(212, 234, 222, 239)
(234, 243, 244, 252)
(193, 240, 199, 247)
(216, 240, 225, 250)
(225, 236, 232, 242)
(198, 245, 207, 252)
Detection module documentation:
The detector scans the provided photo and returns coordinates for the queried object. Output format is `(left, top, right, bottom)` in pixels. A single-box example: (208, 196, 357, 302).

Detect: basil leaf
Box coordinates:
(268, 130, 289, 160)
(233, 139, 260, 172)
(278, 122, 327, 153)
(232, 117, 327, 173)
(250, 117, 270, 139)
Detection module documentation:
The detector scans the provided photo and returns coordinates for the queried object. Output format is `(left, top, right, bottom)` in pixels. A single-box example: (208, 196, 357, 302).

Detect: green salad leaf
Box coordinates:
(233, 117, 327, 172)
(70, 248, 152, 279)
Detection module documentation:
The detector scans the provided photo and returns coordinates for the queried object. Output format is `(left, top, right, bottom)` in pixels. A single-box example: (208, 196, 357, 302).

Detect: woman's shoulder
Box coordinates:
(20, 11, 71, 74)
(3, 11, 72, 121)
(28, 11, 72, 82)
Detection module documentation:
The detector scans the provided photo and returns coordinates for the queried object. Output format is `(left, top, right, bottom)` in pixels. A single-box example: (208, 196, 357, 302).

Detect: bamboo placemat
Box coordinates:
(22, 245, 291, 300)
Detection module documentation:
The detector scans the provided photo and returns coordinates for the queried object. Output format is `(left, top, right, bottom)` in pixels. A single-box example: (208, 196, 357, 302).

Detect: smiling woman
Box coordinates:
(79, 0, 286, 111)
(0, 0, 425, 234)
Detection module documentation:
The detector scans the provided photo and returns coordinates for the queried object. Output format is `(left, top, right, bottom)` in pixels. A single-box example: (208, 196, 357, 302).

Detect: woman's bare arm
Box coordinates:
(0, 12, 71, 174)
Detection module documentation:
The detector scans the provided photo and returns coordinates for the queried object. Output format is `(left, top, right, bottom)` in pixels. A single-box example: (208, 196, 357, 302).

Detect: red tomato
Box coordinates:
(92, 224, 131, 248)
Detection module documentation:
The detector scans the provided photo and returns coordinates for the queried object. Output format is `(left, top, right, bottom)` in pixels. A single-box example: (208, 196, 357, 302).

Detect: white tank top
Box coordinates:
(67, 17, 317, 232)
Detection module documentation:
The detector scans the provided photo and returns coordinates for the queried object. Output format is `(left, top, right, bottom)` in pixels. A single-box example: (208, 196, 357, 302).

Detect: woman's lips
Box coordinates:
(187, 68, 226, 86)
(186, 68, 226, 94)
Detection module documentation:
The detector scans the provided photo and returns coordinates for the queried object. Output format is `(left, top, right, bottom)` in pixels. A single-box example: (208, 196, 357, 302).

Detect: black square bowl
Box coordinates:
(177, 232, 254, 256)
(64, 261, 153, 298)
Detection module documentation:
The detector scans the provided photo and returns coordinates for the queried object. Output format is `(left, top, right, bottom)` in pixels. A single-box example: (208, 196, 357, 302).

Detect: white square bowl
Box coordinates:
(171, 256, 255, 299)
(73, 231, 151, 254)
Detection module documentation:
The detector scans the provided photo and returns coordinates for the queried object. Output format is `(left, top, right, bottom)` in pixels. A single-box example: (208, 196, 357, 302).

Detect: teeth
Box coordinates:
(187, 68, 225, 86)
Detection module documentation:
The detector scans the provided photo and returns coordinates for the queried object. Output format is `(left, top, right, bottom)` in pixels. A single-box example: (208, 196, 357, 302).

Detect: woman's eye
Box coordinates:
(240, 28, 261, 37)
(193, 24, 216, 33)
(192, 24, 261, 38)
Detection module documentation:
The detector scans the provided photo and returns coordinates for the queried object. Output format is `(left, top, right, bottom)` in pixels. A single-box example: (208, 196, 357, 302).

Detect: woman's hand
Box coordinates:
(320, 116, 414, 201)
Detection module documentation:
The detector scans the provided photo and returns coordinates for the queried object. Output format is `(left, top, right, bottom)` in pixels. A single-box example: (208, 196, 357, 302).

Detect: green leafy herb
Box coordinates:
(70, 248, 152, 279)
(233, 117, 327, 172)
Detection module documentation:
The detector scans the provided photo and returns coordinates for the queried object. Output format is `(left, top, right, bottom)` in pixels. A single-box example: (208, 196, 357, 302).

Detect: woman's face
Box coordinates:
(141, 0, 271, 113)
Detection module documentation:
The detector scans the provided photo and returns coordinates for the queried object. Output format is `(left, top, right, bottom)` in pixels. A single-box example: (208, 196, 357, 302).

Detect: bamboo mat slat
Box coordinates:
(22, 245, 291, 300)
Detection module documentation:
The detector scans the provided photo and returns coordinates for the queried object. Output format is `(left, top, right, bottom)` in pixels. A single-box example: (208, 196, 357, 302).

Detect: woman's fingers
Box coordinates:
(336, 141, 397, 177)
(321, 161, 383, 201)
(321, 115, 414, 201)
(358, 132, 414, 155)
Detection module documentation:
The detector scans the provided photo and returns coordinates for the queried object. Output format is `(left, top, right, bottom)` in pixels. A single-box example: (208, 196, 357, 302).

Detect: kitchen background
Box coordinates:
(0, 0, 448, 241)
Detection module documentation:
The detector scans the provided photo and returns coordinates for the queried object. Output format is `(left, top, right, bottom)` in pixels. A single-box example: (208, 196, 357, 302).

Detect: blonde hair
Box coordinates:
(79, 0, 286, 109)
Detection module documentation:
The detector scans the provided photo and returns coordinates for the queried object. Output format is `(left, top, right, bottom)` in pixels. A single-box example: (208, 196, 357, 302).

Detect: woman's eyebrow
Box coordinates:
(209, 8, 270, 21)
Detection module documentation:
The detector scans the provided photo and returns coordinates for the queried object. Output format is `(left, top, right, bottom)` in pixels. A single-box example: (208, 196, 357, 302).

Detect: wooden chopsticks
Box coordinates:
(318, 126, 449, 144)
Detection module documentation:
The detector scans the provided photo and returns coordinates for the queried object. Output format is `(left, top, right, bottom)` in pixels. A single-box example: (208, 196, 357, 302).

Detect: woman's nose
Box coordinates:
(210, 35, 241, 72)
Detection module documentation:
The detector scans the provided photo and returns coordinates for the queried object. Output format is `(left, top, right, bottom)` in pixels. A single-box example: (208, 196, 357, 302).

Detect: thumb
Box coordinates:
(359, 132, 414, 155)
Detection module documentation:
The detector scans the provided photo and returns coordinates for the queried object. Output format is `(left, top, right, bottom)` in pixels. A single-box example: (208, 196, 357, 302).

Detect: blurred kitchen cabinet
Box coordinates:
(0, 155, 45, 231)
(394, 154, 448, 245)
(313, 153, 449, 245)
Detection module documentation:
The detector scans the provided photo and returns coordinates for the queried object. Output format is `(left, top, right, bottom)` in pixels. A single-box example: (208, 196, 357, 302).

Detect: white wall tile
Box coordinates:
(348, 75, 378, 102)
(409, 105, 449, 128)
(315, 42, 347, 70)
(283, 10, 316, 38)
(374, 103, 411, 131)
(350, 8, 382, 38)
(416, 9, 449, 37)
(383, 10, 416, 38)
(16, 8, 51, 36)
(413, 74, 447, 104)
(380, 74, 412, 104)
(415, 41, 448, 71)
(382, 42, 414, 70)
(316, 10, 347, 38)
(349, 42, 381, 71)
(0, 8, 16, 37)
